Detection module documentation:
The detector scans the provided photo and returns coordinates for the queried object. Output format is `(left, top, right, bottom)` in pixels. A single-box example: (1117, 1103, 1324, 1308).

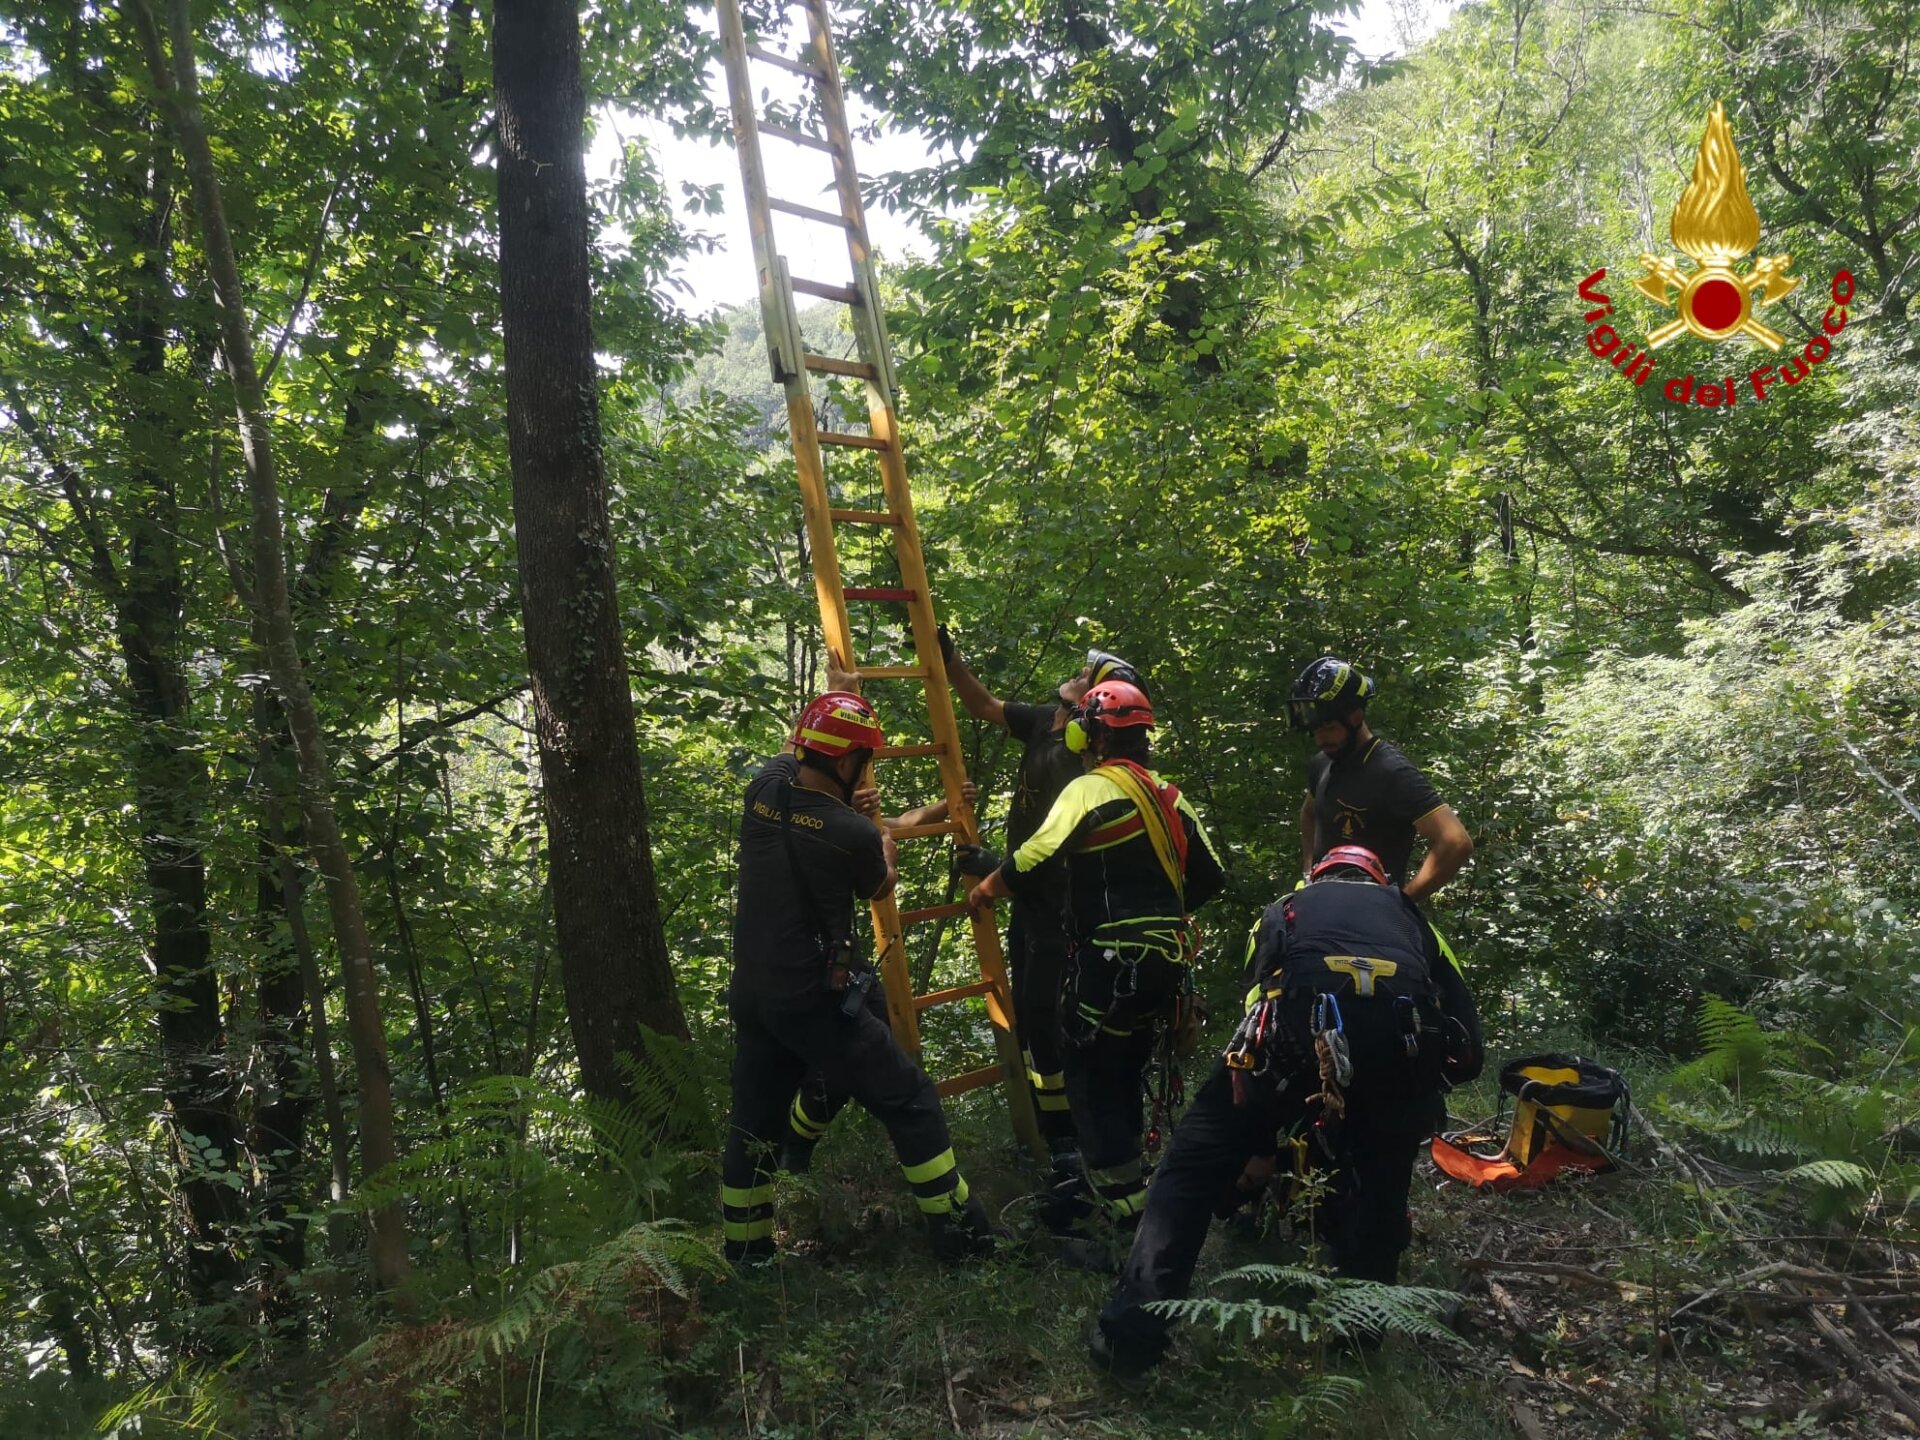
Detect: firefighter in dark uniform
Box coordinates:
(967, 681, 1225, 1252)
(721, 692, 995, 1264)
(1091, 844, 1484, 1376)
(941, 635, 1148, 1191)
(1290, 657, 1473, 903)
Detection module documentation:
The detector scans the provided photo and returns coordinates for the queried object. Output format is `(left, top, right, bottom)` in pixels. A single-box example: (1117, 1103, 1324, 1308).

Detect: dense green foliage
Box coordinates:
(1, 0, 1915, 1433)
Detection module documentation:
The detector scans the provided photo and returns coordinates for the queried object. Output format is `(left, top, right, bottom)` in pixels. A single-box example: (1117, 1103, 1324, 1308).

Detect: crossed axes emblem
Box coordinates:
(1634, 253, 1799, 350)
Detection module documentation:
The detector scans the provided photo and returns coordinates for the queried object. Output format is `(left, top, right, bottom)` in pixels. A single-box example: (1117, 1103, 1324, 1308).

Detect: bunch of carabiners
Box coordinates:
(1222, 992, 1283, 1104)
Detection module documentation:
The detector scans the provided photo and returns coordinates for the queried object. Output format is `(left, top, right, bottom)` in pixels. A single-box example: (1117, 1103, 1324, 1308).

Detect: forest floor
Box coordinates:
(36, 1078, 1917, 1439)
(652, 1092, 1920, 1440)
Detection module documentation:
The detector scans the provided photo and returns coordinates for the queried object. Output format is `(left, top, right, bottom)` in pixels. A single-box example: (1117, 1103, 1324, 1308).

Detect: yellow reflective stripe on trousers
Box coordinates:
(901, 1147, 957, 1185)
(788, 1093, 828, 1140)
(1089, 1160, 1143, 1190)
(1025, 1063, 1066, 1091)
(1105, 1187, 1147, 1219)
(723, 1217, 774, 1242)
(913, 1175, 970, 1214)
(721, 1183, 776, 1209)
(1036, 1091, 1072, 1112)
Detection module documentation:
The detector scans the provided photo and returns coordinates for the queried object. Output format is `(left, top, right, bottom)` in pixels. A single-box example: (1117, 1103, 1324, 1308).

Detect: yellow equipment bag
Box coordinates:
(1431, 1053, 1629, 1192)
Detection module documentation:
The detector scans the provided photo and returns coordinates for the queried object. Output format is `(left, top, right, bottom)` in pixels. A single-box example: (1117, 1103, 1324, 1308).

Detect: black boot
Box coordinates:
(1039, 1150, 1094, 1236)
(777, 1133, 818, 1176)
(928, 1193, 1000, 1264)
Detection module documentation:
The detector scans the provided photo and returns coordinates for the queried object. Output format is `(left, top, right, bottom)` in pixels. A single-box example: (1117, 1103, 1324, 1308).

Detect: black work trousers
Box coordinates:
(1061, 947, 1184, 1223)
(721, 979, 965, 1260)
(1098, 1000, 1441, 1366)
(1008, 895, 1075, 1150)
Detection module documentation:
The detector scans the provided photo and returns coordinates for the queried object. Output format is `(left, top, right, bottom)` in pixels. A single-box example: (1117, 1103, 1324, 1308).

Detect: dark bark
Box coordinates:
(116, 119, 246, 1313)
(248, 734, 311, 1298)
(130, 0, 411, 1292)
(491, 0, 690, 1104)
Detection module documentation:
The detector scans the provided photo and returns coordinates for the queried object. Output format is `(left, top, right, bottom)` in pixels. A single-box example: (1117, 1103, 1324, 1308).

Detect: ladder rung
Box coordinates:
(890, 819, 957, 841)
(829, 507, 899, 525)
(803, 352, 876, 380)
(746, 44, 823, 80)
(843, 586, 917, 602)
(874, 742, 947, 759)
(857, 665, 929, 681)
(898, 901, 971, 926)
(914, 978, 996, 1012)
(760, 121, 836, 154)
(819, 431, 890, 451)
(791, 276, 859, 304)
(935, 1063, 1005, 1099)
(770, 197, 854, 229)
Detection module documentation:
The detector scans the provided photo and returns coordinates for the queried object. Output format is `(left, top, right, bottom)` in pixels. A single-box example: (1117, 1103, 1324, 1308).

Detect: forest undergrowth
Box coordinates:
(20, 1030, 1914, 1440)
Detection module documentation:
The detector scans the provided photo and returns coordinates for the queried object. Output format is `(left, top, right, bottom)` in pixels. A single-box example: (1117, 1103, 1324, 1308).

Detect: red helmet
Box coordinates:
(1310, 845, 1387, 886)
(1065, 680, 1154, 754)
(790, 691, 884, 757)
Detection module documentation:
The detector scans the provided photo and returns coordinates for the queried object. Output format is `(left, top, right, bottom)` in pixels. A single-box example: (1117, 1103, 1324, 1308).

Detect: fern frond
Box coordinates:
(1316, 1281, 1463, 1345)
(1145, 1296, 1317, 1343)
(1785, 1159, 1875, 1192)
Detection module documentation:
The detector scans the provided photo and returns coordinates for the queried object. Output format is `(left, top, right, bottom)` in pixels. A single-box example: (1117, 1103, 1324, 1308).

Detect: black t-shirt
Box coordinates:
(1004, 701, 1081, 856)
(731, 755, 889, 998)
(1306, 737, 1445, 885)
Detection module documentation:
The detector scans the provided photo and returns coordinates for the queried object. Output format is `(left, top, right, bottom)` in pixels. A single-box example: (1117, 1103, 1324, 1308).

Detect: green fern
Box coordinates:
(370, 1219, 726, 1381)
(1661, 997, 1920, 1221)
(1784, 1159, 1875, 1194)
(1266, 1374, 1369, 1438)
(1150, 1263, 1462, 1350)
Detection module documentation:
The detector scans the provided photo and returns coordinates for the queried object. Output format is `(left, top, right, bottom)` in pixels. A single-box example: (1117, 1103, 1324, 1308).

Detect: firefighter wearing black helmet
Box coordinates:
(1090, 844, 1484, 1377)
(938, 634, 1149, 1192)
(1288, 657, 1473, 903)
(967, 681, 1226, 1260)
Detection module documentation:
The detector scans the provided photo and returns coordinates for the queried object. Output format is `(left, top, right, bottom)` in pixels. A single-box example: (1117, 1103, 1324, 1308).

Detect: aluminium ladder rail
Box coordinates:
(715, 0, 1041, 1153)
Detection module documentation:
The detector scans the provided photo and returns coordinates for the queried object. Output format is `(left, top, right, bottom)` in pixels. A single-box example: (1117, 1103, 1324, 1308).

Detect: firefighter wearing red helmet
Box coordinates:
(1091, 843, 1484, 1378)
(721, 692, 995, 1264)
(939, 632, 1150, 1199)
(967, 680, 1225, 1263)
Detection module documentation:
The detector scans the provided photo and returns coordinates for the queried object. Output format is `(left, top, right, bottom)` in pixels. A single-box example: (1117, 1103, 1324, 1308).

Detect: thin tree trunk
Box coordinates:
(491, 0, 689, 1106)
(126, 0, 410, 1292)
(265, 789, 354, 1258)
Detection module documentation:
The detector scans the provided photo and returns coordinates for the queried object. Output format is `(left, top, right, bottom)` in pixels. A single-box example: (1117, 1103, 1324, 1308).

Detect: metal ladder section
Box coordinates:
(715, 0, 1041, 1153)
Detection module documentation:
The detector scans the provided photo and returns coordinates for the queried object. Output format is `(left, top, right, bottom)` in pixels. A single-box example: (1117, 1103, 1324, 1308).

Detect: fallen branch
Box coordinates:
(1464, 1257, 1629, 1291)
(1810, 1308, 1920, 1428)
(1631, 1103, 1737, 1229)
(936, 1323, 964, 1435)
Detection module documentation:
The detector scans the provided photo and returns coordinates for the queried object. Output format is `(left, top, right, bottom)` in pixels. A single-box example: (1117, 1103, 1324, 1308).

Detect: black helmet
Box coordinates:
(1287, 656, 1373, 731)
(1086, 648, 1145, 695)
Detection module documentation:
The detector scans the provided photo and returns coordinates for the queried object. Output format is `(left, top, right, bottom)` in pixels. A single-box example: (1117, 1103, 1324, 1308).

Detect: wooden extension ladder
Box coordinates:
(715, 0, 1041, 1154)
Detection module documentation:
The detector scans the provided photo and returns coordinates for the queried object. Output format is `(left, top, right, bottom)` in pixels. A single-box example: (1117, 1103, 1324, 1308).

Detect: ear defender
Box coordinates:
(1065, 715, 1091, 754)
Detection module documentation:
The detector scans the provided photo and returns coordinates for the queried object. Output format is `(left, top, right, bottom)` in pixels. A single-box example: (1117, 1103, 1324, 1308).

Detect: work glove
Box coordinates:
(936, 622, 958, 666)
(954, 843, 1001, 879)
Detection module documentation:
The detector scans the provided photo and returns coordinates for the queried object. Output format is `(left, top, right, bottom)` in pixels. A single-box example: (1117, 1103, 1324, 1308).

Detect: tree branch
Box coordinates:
(1508, 513, 1750, 604)
(356, 689, 527, 776)
(0, 379, 124, 602)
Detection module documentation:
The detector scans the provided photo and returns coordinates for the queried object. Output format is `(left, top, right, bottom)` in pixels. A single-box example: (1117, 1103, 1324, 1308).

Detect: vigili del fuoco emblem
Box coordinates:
(1634, 100, 1797, 350)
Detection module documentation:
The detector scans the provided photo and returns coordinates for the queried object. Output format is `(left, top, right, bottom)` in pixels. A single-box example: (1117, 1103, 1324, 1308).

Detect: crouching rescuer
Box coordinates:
(1092, 844, 1483, 1375)
(967, 681, 1225, 1256)
(721, 692, 996, 1264)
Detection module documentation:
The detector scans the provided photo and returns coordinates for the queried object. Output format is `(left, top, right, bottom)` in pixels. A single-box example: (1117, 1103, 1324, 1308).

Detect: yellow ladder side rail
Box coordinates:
(716, 0, 1040, 1155)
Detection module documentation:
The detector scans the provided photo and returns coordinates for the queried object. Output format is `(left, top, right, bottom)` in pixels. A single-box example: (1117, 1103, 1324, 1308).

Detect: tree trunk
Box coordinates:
(128, 0, 411, 1293)
(111, 125, 246, 1317)
(491, 0, 689, 1104)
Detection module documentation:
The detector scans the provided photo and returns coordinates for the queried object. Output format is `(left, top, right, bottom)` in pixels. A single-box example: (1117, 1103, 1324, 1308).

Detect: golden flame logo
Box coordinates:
(1635, 101, 1798, 349)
